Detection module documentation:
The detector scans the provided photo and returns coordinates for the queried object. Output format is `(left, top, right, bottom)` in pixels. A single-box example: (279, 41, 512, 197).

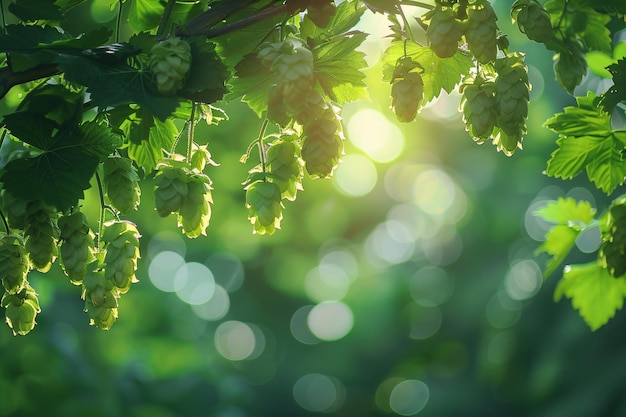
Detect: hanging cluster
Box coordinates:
(601, 202, 626, 278)
(153, 153, 214, 238)
(149, 37, 192, 96)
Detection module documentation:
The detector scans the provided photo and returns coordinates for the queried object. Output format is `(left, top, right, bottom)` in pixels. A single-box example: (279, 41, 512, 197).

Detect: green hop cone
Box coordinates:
(274, 40, 315, 112)
(465, 1, 498, 64)
(0, 190, 27, 229)
(291, 88, 327, 126)
(306, 1, 336, 28)
(178, 174, 213, 238)
(149, 37, 192, 96)
(426, 7, 464, 58)
(391, 72, 424, 123)
(301, 108, 344, 179)
(245, 181, 283, 235)
(58, 211, 96, 285)
(154, 163, 189, 217)
(257, 42, 285, 69)
(266, 137, 304, 201)
(494, 53, 530, 155)
(102, 156, 141, 214)
(460, 75, 497, 141)
(0, 234, 29, 294)
(2, 284, 40, 336)
(24, 200, 59, 273)
(554, 44, 587, 95)
(601, 203, 626, 278)
(82, 270, 118, 330)
(102, 220, 140, 294)
(512, 0, 554, 43)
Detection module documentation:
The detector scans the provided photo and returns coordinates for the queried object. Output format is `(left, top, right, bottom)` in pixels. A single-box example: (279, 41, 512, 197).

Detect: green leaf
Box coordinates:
(9, 0, 62, 21)
(313, 32, 369, 103)
(535, 197, 596, 277)
(578, 7, 612, 53)
(181, 37, 229, 104)
(545, 92, 626, 194)
(382, 41, 472, 105)
(78, 121, 124, 159)
(227, 53, 274, 118)
(601, 58, 626, 113)
(126, 116, 177, 173)
(555, 262, 626, 330)
(128, 0, 164, 32)
(534, 197, 596, 225)
(362, 0, 400, 14)
(55, 55, 179, 120)
(301, 0, 367, 41)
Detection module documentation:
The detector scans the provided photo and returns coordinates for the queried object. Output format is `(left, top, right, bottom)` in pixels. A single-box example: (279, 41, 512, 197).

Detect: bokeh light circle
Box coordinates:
(347, 109, 404, 163)
(191, 284, 230, 321)
(149, 251, 186, 292)
(215, 321, 257, 361)
(307, 302, 354, 341)
(389, 379, 430, 416)
(304, 264, 351, 302)
(333, 154, 378, 197)
(174, 262, 216, 305)
(504, 260, 542, 301)
(290, 306, 320, 345)
(293, 373, 344, 413)
(410, 266, 454, 307)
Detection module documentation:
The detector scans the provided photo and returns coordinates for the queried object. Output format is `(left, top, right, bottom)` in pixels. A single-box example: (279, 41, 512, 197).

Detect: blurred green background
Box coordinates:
(2, 1, 626, 416)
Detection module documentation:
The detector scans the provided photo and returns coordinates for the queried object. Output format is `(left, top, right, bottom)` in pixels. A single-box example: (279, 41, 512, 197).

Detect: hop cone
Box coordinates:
(257, 42, 285, 69)
(426, 7, 463, 58)
(0, 190, 26, 229)
(150, 37, 192, 96)
(306, 0, 336, 28)
(391, 72, 424, 123)
(301, 108, 344, 179)
(466, 1, 498, 64)
(2, 284, 40, 336)
(602, 204, 626, 278)
(512, 0, 554, 43)
(274, 40, 315, 111)
(555, 46, 587, 95)
(82, 270, 118, 330)
(24, 200, 59, 273)
(494, 53, 530, 154)
(102, 220, 140, 294)
(0, 234, 29, 294)
(246, 181, 283, 235)
(103, 156, 141, 214)
(178, 174, 213, 238)
(266, 137, 304, 201)
(58, 211, 96, 285)
(291, 88, 326, 126)
(154, 164, 189, 217)
(460, 76, 497, 140)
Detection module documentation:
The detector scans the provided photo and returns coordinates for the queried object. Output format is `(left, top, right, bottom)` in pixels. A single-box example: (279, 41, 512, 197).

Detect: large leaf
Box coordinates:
(8, 0, 62, 21)
(300, 0, 367, 41)
(56, 55, 179, 120)
(545, 92, 626, 194)
(313, 32, 369, 103)
(125, 114, 178, 173)
(555, 262, 626, 330)
(227, 53, 275, 118)
(181, 37, 229, 104)
(535, 198, 596, 277)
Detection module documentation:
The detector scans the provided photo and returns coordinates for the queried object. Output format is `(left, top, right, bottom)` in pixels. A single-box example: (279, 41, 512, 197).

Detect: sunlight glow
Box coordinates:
(333, 154, 377, 197)
(304, 264, 351, 302)
(504, 260, 542, 301)
(347, 109, 404, 163)
(191, 284, 230, 321)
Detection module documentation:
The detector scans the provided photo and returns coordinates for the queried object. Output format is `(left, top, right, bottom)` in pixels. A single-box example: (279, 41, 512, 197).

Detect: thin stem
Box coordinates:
(187, 102, 196, 162)
(397, 4, 415, 42)
(95, 170, 106, 251)
(0, 208, 9, 234)
(0, 0, 6, 34)
(256, 119, 270, 173)
(115, 0, 123, 43)
(398, 1, 435, 10)
(180, 4, 289, 39)
(157, 0, 177, 37)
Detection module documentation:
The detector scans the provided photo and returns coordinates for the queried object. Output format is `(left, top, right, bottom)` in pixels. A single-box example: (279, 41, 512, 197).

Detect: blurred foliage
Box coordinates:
(2, 1, 626, 417)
